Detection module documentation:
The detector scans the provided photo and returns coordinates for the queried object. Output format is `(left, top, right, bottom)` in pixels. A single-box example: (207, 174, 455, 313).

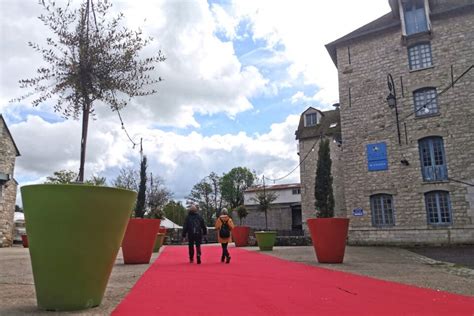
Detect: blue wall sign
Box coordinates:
(352, 208, 364, 216)
(366, 142, 388, 171)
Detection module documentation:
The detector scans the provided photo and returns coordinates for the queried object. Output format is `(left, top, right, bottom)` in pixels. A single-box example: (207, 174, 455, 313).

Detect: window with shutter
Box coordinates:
(403, 0, 428, 35)
(418, 137, 447, 182)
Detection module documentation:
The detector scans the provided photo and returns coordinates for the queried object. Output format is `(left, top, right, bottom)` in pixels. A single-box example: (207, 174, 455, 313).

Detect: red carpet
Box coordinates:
(113, 246, 473, 316)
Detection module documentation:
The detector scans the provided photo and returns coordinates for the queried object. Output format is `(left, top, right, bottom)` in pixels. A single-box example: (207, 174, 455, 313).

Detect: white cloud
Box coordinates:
(2, 0, 390, 203)
(10, 112, 300, 200)
(227, 0, 391, 105)
(1, 0, 268, 128)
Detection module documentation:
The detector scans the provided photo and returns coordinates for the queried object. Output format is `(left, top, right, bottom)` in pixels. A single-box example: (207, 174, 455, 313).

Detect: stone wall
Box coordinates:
(336, 8, 474, 245)
(0, 118, 18, 247)
(234, 204, 294, 231)
(299, 137, 346, 230)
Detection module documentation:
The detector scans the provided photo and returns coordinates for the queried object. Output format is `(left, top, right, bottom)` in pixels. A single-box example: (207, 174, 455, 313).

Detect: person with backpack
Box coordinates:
(214, 208, 235, 264)
(182, 204, 207, 264)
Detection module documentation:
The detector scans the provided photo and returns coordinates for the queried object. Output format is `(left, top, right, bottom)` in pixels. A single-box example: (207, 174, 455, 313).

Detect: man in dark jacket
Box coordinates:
(182, 204, 207, 264)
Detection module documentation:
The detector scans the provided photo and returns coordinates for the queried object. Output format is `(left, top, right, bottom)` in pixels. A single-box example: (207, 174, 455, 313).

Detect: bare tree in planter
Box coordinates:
(14, 0, 165, 182)
(252, 190, 278, 231)
(314, 139, 335, 218)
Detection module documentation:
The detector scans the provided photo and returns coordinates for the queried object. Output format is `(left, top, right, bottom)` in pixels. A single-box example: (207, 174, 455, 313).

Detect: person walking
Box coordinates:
(215, 208, 235, 263)
(182, 204, 207, 264)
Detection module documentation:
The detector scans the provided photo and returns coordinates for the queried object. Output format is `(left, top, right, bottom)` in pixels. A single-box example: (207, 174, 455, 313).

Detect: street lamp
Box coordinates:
(386, 74, 401, 145)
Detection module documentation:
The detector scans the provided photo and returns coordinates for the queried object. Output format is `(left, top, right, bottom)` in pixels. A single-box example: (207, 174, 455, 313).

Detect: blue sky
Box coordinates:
(0, 0, 391, 202)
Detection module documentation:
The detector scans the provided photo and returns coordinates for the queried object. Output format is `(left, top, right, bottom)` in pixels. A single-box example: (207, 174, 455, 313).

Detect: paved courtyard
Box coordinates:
(0, 245, 473, 315)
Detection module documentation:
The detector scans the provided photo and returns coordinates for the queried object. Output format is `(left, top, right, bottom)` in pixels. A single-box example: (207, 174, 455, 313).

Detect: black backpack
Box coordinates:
(219, 218, 230, 238)
(191, 216, 202, 236)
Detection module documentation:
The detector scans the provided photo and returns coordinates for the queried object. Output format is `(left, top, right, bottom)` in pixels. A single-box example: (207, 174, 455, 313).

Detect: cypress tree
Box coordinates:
(135, 155, 148, 218)
(314, 139, 335, 217)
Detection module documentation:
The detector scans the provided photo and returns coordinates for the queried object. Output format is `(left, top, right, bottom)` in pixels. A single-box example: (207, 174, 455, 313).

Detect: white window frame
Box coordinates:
(398, 0, 431, 37)
(304, 112, 318, 127)
(408, 42, 433, 70)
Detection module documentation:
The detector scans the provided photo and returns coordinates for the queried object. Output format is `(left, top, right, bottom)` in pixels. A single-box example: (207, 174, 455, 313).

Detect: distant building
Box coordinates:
(320, 0, 474, 245)
(242, 183, 302, 231)
(0, 115, 21, 247)
(295, 107, 346, 228)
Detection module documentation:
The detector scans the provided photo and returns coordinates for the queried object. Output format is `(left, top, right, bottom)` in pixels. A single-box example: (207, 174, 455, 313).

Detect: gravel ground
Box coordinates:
(1, 244, 473, 315)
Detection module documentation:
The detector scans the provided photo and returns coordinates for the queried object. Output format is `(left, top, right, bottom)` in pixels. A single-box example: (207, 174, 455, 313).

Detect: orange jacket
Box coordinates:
(215, 215, 235, 244)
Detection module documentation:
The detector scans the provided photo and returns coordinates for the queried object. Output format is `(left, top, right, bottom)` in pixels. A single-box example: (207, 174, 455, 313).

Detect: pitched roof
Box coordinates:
(245, 183, 300, 193)
(325, 1, 474, 66)
(0, 114, 20, 156)
(295, 108, 341, 141)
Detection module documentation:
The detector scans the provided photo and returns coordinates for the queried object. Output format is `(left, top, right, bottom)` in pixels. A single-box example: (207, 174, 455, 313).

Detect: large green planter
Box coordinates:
(21, 184, 136, 311)
(255, 231, 277, 251)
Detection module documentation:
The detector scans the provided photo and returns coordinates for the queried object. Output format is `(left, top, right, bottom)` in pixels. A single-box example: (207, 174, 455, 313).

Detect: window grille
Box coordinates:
(370, 194, 395, 226)
(408, 43, 432, 70)
(414, 88, 438, 116)
(425, 191, 452, 225)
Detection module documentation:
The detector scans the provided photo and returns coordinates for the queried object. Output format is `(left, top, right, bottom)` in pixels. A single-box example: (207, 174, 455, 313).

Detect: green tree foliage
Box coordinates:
(221, 167, 255, 209)
(163, 201, 187, 226)
(45, 169, 106, 185)
(251, 190, 278, 230)
(45, 170, 78, 184)
(134, 156, 147, 218)
(187, 172, 224, 226)
(234, 205, 248, 226)
(15, 0, 165, 182)
(15, 205, 24, 213)
(112, 166, 171, 217)
(86, 175, 107, 186)
(112, 167, 139, 191)
(187, 179, 214, 226)
(314, 139, 335, 218)
(147, 173, 173, 219)
(208, 172, 223, 216)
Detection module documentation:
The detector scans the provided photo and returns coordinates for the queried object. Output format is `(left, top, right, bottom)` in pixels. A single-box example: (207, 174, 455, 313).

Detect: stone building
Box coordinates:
(323, 0, 474, 245)
(242, 183, 302, 231)
(295, 107, 346, 227)
(0, 115, 21, 247)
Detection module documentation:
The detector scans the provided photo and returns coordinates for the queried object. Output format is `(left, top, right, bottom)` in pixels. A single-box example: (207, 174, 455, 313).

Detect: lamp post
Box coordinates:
(386, 73, 401, 146)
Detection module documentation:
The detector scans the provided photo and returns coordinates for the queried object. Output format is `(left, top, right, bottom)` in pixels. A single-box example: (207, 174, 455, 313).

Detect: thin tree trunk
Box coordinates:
(78, 99, 91, 182)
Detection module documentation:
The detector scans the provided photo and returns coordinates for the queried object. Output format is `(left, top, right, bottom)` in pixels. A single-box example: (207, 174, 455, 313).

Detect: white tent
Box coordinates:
(160, 217, 182, 229)
(14, 212, 25, 222)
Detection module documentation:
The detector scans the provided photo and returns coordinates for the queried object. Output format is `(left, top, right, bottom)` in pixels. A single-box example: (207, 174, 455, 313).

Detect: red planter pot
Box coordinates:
(158, 226, 167, 234)
(307, 218, 349, 263)
(232, 226, 250, 247)
(21, 235, 29, 248)
(122, 218, 161, 264)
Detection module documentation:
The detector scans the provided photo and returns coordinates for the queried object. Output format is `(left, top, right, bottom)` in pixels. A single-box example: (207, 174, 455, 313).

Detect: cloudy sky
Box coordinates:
(0, 0, 390, 203)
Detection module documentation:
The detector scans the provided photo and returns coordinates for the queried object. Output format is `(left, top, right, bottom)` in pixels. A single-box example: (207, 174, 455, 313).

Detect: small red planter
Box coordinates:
(158, 226, 167, 234)
(21, 235, 29, 248)
(307, 218, 349, 263)
(232, 226, 250, 247)
(122, 218, 161, 264)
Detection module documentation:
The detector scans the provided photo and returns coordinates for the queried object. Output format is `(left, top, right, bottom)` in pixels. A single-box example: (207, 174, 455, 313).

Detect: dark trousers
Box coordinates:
(221, 243, 229, 258)
(188, 236, 202, 259)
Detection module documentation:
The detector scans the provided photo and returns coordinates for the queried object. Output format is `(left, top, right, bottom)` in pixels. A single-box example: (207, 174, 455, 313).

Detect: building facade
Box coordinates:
(0, 115, 21, 247)
(242, 183, 302, 231)
(324, 0, 474, 245)
(295, 107, 346, 229)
